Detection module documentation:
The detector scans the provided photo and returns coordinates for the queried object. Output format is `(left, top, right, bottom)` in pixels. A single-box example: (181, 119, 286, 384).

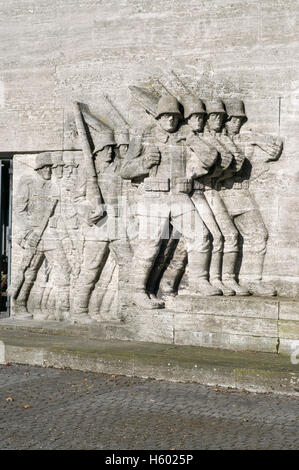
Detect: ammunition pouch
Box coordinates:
(143, 177, 170, 192)
(143, 177, 193, 194)
(172, 177, 193, 194)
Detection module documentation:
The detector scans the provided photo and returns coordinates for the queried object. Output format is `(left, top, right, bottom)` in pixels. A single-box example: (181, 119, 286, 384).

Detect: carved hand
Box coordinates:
(26, 231, 40, 249)
(143, 146, 161, 169)
(88, 206, 105, 225)
(265, 137, 283, 160)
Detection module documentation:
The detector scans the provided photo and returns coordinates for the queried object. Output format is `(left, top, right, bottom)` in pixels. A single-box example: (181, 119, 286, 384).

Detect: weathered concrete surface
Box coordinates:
(0, 322, 298, 396)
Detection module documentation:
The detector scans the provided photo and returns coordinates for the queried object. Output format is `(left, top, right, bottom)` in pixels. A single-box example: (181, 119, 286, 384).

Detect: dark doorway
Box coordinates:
(0, 156, 13, 317)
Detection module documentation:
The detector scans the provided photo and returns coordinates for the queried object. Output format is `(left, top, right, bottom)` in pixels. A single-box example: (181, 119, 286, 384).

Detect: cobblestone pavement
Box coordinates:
(0, 364, 298, 450)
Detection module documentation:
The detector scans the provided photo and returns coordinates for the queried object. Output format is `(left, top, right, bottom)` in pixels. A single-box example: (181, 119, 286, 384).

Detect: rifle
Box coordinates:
(73, 102, 104, 214)
(9, 198, 58, 300)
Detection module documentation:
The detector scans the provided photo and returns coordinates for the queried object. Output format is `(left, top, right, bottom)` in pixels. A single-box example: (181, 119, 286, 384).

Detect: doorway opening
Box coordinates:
(0, 155, 13, 318)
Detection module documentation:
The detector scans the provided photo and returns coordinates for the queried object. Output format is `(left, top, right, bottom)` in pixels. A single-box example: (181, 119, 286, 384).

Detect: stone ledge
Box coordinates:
(166, 294, 298, 319)
(0, 328, 298, 396)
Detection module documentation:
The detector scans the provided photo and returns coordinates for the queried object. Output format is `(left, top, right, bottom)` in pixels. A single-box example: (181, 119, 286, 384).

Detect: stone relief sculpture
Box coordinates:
(10, 153, 71, 320)
(9, 80, 283, 321)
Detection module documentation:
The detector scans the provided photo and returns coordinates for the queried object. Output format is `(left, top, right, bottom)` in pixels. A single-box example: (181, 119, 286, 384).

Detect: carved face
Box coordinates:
(158, 113, 180, 133)
(225, 116, 244, 135)
(52, 165, 64, 179)
(118, 144, 129, 159)
(187, 113, 205, 132)
(94, 145, 114, 173)
(207, 112, 225, 132)
(36, 165, 52, 180)
(63, 165, 73, 178)
(101, 145, 114, 162)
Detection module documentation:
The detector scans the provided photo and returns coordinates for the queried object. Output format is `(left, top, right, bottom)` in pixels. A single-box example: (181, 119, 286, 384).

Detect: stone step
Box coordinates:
(0, 326, 298, 396)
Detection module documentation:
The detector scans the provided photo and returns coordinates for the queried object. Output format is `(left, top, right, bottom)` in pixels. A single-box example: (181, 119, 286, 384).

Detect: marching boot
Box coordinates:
(239, 253, 277, 296)
(159, 260, 187, 298)
(131, 258, 165, 309)
(158, 273, 177, 297)
(209, 252, 235, 296)
(13, 281, 34, 319)
(13, 302, 33, 319)
(71, 293, 96, 324)
(188, 251, 222, 296)
(56, 287, 71, 322)
(222, 252, 250, 296)
(245, 281, 277, 297)
(158, 240, 188, 298)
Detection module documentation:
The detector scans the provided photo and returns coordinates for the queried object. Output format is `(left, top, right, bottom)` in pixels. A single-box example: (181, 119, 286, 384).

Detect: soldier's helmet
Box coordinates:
(183, 96, 206, 119)
(205, 99, 227, 115)
(225, 100, 248, 122)
(155, 96, 182, 119)
(94, 130, 116, 153)
(115, 128, 130, 147)
(51, 152, 65, 168)
(63, 151, 79, 167)
(34, 152, 52, 170)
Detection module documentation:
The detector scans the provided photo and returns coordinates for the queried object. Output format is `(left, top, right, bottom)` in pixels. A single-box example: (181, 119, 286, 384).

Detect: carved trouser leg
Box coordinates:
(89, 252, 117, 318)
(72, 240, 109, 322)
(205, 189, 249, 295)
(45, 248, 71, 320)
(131, 216, 169, 309)
(157, 234, 187, 296)
(104, 238, 133, 316)
(171, 209, 221, 296)
(233, 209, 275, 295)
(14, 251, 45, 319)
(191, 190, 234, 296)
(220, 189, 274, 295)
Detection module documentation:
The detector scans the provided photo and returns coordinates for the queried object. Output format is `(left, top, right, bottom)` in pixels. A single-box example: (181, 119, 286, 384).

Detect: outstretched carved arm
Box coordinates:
(241, 131, 283, 162)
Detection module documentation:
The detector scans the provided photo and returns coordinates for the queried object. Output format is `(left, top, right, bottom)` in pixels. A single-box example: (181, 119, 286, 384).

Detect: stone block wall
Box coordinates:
(1, 1, 298, 355)
(1, 0, 298, 293)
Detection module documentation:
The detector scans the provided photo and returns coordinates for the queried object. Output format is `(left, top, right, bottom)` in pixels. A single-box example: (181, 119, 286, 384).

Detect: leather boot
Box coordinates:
(159, 255, 187, 298)
(209, 252, 235, 296)
(188, 251, 222, 296)
(239, 253, 277, 296)
(132, 258, 165, 309)
(244, 281, 277, 297)
(56, 287, 71, 321)
(222, 252, 250, 296)
(71, 293, 96, 324)
(13, 281, 34, 319)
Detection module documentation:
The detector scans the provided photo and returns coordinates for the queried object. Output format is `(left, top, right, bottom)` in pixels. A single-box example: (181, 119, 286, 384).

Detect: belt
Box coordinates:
(143, 177, 193, 194)
(193, 179, 214, 191)
(221, 180, 249, 190)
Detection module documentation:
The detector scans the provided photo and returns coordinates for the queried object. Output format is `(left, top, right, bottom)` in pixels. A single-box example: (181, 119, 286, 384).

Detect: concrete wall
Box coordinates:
(2, 0, 299, 293)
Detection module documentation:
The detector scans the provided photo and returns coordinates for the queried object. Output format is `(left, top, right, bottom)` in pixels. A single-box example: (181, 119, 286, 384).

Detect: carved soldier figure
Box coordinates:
(198, 100, 251, 295)
(218, 100, 283, 295)
(184, 97, 236, 295)
(10, 152, 71, 319)
(71, 114, 113, 323)
(121, 95, 218, 309)
(58, 151, 81, 283)
(161, 99, 249, 296)
(157, 97, 224, 296)
(72, 105, 132, 322)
